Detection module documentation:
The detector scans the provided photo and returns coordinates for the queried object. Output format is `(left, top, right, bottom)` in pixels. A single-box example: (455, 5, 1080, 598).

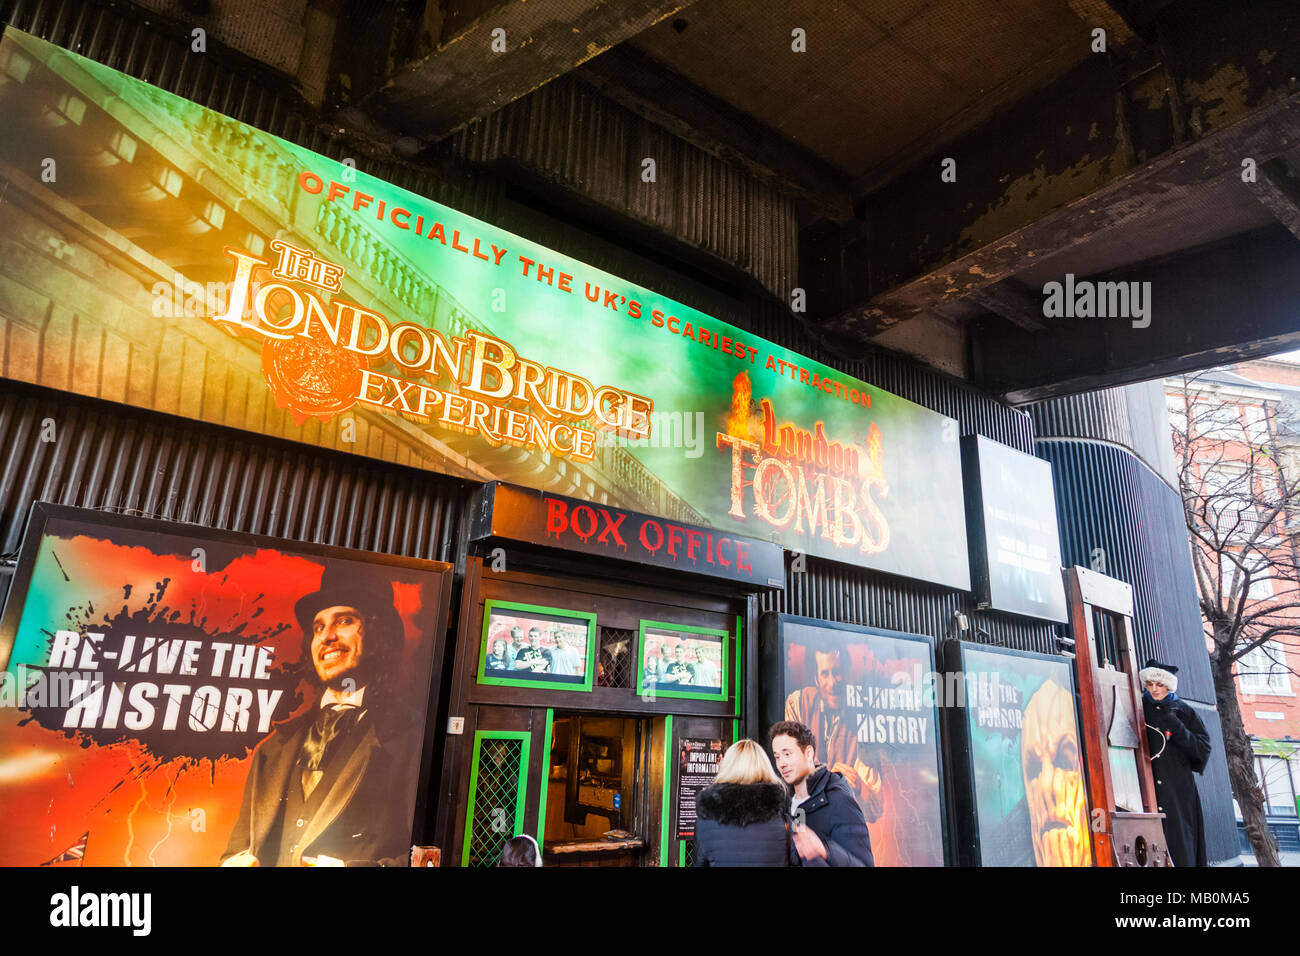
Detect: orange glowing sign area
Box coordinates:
(209, 241, 653, 462)
(716, 373, 889, 553)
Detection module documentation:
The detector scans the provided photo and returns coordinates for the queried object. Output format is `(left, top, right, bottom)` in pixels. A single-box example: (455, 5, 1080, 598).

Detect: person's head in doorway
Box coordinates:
(769, 720, 818, 788)
(497, 834, 542, 867)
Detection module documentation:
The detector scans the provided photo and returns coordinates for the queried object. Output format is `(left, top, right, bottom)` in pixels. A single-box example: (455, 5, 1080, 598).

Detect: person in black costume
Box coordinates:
(1140, 658, 1211, 867)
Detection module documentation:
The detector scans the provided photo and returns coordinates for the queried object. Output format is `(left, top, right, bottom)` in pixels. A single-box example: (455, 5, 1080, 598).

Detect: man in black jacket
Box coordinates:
(770, 720, 874, 867)
(1140, 659, 1211, 867)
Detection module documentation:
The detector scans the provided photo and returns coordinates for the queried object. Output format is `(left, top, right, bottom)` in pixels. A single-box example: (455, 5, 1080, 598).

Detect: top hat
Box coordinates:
(293, 564, 404, 650)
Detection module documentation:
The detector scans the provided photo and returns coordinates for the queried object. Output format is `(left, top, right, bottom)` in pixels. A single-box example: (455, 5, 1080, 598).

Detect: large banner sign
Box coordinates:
(942, 641, 1091, 867)
(0, 29, 966, 587)
(761, 615, 947, 865)
(0, 504, 450, 866)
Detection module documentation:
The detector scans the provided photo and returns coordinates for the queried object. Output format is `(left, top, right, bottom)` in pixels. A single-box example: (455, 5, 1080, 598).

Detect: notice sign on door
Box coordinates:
(677, 738, 723, 839)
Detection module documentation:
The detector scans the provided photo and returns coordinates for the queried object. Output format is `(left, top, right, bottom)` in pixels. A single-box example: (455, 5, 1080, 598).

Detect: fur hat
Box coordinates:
(1138, 658, 1179, 693)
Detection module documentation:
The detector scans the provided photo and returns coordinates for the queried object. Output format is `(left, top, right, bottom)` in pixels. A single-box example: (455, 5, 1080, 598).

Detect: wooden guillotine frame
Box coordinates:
(1064, 566, 1171, 866)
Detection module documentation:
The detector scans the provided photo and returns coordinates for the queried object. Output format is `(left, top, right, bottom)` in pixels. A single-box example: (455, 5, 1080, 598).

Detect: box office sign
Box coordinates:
(470, 482, 786, 589)
(0, 504, 451, 866)
(0, 29, 967, 589)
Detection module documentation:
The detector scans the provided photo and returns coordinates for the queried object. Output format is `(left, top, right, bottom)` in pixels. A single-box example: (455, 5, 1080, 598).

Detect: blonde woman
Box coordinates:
(693, 739, 799, 867)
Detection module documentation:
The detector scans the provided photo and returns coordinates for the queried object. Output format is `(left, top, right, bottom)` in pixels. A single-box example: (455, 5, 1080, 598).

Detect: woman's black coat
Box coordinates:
(693, 782, 799, 867)
(1144, 692, 1211, 867)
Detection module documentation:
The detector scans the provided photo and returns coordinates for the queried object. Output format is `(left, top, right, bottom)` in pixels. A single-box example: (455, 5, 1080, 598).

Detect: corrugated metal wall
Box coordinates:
(1035, 439, 1212, 702)
(1033, 384, 1238, 861)
(1026, 379, 1179, 488)
(0, 382, 472, 609)
(1189, 698, 1246, 864)
(449, 74, 799, 302)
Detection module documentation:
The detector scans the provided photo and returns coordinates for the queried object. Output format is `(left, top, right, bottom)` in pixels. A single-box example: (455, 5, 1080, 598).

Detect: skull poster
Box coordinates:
(943, 641, 1092, 867)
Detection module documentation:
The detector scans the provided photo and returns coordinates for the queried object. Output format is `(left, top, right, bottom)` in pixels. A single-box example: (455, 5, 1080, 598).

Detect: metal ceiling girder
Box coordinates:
(372, 0, 700, 145)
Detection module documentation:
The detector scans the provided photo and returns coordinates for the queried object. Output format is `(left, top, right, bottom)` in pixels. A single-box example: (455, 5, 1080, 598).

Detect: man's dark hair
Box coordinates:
(769, 720, 816, 752)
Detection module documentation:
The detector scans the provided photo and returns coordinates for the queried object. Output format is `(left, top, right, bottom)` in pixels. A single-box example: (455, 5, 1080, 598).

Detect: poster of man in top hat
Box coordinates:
(222, 563, 424, 867)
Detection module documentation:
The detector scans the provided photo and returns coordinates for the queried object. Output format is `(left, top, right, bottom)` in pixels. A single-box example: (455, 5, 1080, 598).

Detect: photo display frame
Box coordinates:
(477, 600, 597, 692)
(635, 621, 729, 702)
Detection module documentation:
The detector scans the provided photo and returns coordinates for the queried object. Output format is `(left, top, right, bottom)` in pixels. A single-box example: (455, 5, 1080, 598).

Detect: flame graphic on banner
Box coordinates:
(866, 421, 884, 477)
(727, 372, 753, 441)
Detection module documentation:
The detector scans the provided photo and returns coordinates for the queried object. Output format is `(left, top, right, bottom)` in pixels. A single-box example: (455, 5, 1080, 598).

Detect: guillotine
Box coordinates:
(1064, 566, 1170, 867)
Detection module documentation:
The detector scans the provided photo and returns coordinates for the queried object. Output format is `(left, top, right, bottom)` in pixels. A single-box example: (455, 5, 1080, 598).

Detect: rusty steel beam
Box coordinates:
(1249, 159, 1300, 241)
(822, 0, 1300, 339)
(371, 0, 698, 145)
(830, 84, 1300, 339)
(972, 226, 1300, 404)
(966, 279, 1046, 333)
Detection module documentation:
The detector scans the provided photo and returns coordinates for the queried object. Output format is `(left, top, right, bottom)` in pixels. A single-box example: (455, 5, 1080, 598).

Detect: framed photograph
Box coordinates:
(636, 621, 729, 701)
(477, 600, 596, 692)
(0, 502, 452, 867)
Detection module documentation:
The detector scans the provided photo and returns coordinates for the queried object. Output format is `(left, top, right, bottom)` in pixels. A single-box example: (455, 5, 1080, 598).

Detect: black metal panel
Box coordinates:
(0, 381, 472, 608)
(1186, 697, 1245, 864)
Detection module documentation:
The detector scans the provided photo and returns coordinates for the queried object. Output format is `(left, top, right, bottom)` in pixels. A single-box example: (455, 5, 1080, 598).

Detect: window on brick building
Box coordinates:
(1238, 641, 1294, 695)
